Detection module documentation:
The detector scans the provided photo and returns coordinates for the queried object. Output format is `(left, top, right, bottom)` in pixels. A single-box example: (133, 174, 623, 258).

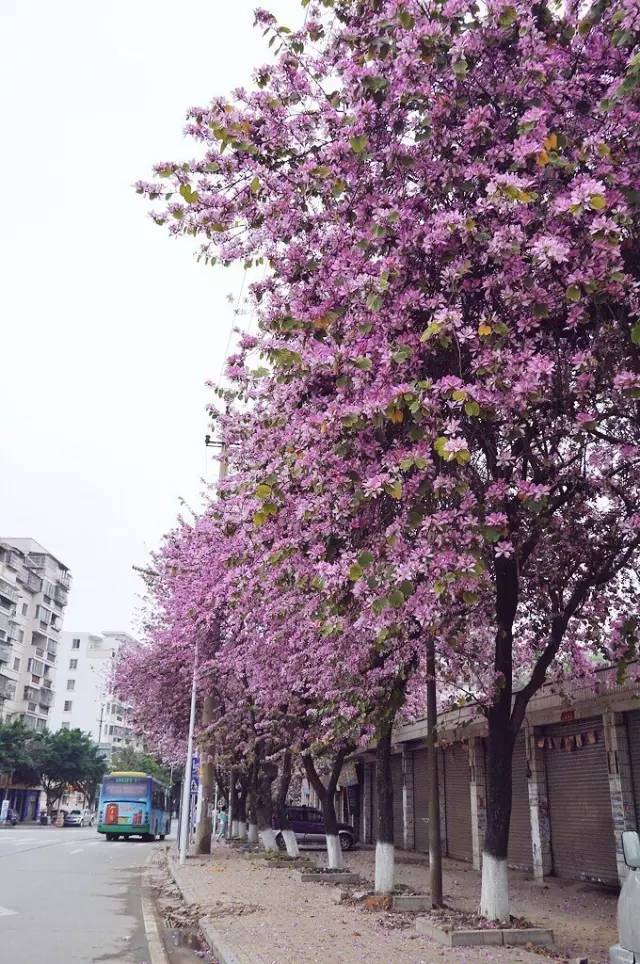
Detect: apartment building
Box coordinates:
(50, 630, 139, 764)
(0, 537, 71, 730)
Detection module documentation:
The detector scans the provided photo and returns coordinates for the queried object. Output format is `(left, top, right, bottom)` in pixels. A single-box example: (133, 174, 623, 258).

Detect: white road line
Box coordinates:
(0, 906, 18, 917)
(141, 888, 169, 964)
(69, 848, 84, 854)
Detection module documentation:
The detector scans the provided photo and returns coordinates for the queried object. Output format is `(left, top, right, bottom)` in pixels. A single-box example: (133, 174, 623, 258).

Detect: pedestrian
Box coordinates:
(215, 805, 228, 841)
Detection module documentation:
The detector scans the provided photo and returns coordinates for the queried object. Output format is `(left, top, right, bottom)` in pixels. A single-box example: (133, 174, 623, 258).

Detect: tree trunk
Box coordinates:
(275, 750, 298, 857)
(480, 703, 515, 920)
(374, 719, 395, 894)
(228, 765, 237, 839)
(256, 761, 278, 851)
(426, 637, 443, 908)
(479, 555, 518, 920)
(303, 747, 348, 869)
(246, 762, 258, 844)
(236, 779, 248, 839)
(195, 698, 214, 854)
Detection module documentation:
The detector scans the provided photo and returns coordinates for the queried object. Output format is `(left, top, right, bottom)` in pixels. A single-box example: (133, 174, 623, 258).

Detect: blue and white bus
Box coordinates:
(97, 771, 171, 841)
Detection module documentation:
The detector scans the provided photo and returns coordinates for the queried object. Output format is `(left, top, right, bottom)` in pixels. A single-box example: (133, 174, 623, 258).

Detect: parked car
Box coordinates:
(274, 805, 355, 851)
(2, 808, 18, 826)
(610, 830, 640, 963)
(63, 809, 94, 827)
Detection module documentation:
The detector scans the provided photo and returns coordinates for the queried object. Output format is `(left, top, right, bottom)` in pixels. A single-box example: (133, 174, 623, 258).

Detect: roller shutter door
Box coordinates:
(545, 717, 617, 885)
(413, 749, 429, 852)
(443, 743, 473, 862)
(627, 710, 640, 827)
(391, 754, 404, 848)
(508, 734, 533, 870)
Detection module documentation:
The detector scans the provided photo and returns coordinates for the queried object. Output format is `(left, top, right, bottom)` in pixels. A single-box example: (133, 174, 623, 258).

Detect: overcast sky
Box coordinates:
(0, 0, 301, 635)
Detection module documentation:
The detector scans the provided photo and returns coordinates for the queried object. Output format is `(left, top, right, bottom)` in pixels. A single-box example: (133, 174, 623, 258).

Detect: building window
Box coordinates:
(69, 659, 78, 670)
(22, 603, 28, 617)
(61, 721, 70, 730)
(13, 657, 20, 672)
(72, 638, 80, 649)
(63, 700, 72, 712)
(66, 679, 75, 691)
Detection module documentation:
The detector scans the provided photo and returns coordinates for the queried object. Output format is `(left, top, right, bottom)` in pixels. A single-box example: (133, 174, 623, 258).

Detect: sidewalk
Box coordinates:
(168, 841, 616, 964)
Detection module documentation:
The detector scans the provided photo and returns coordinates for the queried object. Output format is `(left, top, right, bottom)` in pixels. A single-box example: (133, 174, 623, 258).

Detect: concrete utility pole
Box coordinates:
(178, 639, 199, 866)
(195, 443, 228, 855)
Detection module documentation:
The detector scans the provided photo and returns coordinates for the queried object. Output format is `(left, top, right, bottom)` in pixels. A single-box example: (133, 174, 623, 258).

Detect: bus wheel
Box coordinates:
(142, 833, 154, 842)
(159, 835, 166, 841)
(106, 835, 115, 842)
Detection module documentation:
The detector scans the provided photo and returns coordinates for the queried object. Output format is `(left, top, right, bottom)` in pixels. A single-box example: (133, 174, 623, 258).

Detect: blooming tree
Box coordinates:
(136, 0, 640, 916)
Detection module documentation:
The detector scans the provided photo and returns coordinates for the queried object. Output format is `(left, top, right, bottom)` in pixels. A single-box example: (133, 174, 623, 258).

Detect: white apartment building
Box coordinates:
(0, 538, 71, 730)
(50, 631, 139, 764)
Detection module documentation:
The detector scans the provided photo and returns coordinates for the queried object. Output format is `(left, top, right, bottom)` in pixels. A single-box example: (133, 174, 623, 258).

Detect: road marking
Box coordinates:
(0, 906, 18, 917)
(70, 848, 84, 854)
(141, 892, 169, 964)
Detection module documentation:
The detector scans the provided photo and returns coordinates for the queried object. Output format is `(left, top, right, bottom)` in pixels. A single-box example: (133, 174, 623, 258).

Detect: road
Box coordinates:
(0, 825, 170, 963)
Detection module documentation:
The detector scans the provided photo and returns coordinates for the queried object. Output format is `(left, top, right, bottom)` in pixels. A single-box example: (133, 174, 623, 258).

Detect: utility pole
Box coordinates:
(426, 637, 443, 907)
(178, 639, 199, 866)
(195, 443, 228, 855)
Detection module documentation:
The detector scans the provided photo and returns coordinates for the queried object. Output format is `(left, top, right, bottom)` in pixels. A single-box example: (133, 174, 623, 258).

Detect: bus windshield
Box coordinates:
(101, 777, 149, 801)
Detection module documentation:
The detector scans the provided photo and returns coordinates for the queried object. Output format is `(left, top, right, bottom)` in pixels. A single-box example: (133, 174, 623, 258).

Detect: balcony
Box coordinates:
(0, 612, 9, 633)
(0, 675, 16, 700)
(0, 578, 18, 603)
(54, 585, 68, 607)
(23, 685, 39, 702)
(18, 569, 43, 594)
(5, 551, 22, 571)
(56, 571, 72, 589)
(8, 624, 23, 644)
(0, 641, 12, 664)
(38, 688, 54, 707)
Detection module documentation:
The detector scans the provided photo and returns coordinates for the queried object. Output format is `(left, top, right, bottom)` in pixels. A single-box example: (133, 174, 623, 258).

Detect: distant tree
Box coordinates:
(38, 729, 107, 813)
(110, 746, 172, 785)
(0, 721, 43, 784)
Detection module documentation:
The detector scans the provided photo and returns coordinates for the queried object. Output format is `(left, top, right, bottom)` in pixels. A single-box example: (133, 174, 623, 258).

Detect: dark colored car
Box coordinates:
(274, 805, 355, 851)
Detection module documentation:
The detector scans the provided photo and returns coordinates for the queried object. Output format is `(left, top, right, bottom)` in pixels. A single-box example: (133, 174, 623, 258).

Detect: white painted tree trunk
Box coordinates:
(247, 823, 258, 845)
(326, 834, 344, 870)
(237, 821, 247, 839)
(231, 819, 240, 838)
(281, 829, 299, 858)
(374, 841, 395, 894)
(480, 853, 509, 921)
(259, 828, 279, 852)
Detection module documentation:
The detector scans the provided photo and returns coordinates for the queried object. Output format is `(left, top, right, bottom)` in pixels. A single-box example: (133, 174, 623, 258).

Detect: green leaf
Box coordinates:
(249, 176, 261, 194)
(483, 527, 502, 543)
(363, 76, 389, 93)
(179, 183, 199, 204)
(397, 8, 415, 28)
(589, 194, 607, 210)
(565, 285, 582, 302)
(366, 292, 382, 311)
(255, 483, 272, 500)
(499, 5, 517, 27)
(384, 480, 403, 500)
(311, 166, 332, 178)
(464, 400, 480, 416)
(388, 588, 405, 608)
(399, 457, 414, 471)
(452, 57, 468, 79)
(433, 436, 448, 457)
(349, 563, 364, 581)
(452, 389, 467, 401)
(350, 135, 368, 154)
(631, 322, 640, 346)
(357, 551, 374, 569)
(463, 590, 478, 604)
(391, 345, 413, 364)
(372, 596, 388, 615)
(352, 356, 372, 371)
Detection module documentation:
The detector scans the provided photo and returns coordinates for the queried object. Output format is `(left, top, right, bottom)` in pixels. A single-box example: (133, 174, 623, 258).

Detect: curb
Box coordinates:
(166, 852, 244, 964)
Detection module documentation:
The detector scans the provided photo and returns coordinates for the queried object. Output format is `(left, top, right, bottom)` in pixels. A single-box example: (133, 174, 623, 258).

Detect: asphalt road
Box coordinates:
(0, 825, 170, 963)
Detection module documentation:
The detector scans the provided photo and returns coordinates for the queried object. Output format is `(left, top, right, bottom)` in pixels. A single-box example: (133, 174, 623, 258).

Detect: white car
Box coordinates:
(63, 809, 94, 827)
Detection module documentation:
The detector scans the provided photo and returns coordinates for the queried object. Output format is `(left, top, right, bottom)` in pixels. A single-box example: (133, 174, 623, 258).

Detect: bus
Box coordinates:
(97, 771, 171, 841)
